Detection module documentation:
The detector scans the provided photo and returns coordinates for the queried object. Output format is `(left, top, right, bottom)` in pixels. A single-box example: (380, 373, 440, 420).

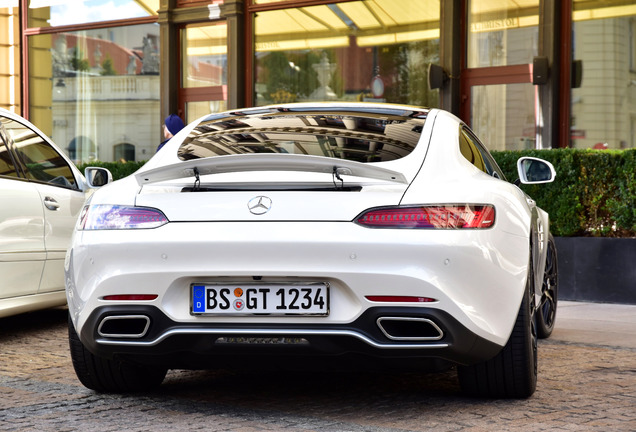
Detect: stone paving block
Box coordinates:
(1, 308, 635, 431)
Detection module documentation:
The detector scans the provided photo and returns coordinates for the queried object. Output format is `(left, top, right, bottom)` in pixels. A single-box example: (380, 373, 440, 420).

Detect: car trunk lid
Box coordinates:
(134, 154, 409, 222)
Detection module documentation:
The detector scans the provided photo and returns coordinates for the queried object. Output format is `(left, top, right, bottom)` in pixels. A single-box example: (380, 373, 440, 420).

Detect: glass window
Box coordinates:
(0, 141, 19, 178)
(3, 118, 77, 188)
(459, 129, 487, 173)
(185, 101, 228, 124)
(28, 0, 159, 28)
(460, 126, 506, 180)
(178, 107, 427, 162)
(467, 0, 539, 68)
(253, 0, 440, 108)
(114, 143, 135, 161)
(180, 23, 228, 122)
(571, 1, 636, 149)
(28, 23, 161, 163)
(470, 83, 536, 151)
(0, 119, 20, 178)
(182, 23, 227, 88)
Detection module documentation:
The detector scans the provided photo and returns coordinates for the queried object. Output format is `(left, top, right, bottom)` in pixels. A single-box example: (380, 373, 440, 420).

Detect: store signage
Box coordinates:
(471, 17, 520, 33)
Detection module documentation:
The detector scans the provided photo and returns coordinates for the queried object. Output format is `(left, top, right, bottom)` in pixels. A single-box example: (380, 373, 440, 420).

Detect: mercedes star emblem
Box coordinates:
(248, 196, 272, 215)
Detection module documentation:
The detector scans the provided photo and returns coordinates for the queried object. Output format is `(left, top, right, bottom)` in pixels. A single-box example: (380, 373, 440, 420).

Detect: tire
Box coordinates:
(68, 314, 167, 392)
(457, 263, 538, 398)
(537, 234, 558, 339)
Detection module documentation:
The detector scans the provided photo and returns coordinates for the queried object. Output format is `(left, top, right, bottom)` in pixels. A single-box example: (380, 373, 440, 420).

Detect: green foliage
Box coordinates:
(492, 149, 636, 237)
(261, 50, 345, 103)
(77, 160, 146, 182)
(100, 56, 117, 76)
(70, 47, 90, 72)
(380, 40, 440, 107)
(79, 149, 635, 238)
(262, 51, 320, 101)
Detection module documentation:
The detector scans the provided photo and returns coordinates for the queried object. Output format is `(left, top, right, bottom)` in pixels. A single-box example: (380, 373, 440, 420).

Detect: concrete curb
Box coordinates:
(549, 300, 636, 349)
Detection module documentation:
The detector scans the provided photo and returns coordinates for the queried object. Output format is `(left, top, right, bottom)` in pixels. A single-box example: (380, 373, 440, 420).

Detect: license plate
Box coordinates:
(191, 283, 329, 316)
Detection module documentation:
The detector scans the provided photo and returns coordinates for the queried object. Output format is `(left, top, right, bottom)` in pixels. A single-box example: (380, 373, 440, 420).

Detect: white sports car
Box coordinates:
(66, 103, 558, 398)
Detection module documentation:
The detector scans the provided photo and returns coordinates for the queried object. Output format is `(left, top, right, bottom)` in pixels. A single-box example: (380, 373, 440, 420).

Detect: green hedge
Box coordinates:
(492, 149, 635, 237)
(77, 160, 146, 181)
(79, 149, 636, 237)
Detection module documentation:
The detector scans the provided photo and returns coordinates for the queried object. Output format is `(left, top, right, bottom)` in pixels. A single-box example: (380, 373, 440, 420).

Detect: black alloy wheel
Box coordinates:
(536, 234, 558, 339)
(457, 256, 538, 398)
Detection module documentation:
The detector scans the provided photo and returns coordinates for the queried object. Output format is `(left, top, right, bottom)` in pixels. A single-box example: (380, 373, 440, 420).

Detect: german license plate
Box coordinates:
(191, 283, 329, 316)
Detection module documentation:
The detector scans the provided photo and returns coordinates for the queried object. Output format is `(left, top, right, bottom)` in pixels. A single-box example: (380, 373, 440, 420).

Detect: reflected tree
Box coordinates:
(380, 39, 440, 107)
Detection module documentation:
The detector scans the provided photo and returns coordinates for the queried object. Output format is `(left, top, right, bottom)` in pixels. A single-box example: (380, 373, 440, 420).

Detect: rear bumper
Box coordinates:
(78, 305, 503, 370)
(67, 221, 529, 348)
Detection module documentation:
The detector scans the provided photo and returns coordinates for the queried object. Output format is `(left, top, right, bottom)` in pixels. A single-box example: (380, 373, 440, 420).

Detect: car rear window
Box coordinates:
(178, 107, 427, 163)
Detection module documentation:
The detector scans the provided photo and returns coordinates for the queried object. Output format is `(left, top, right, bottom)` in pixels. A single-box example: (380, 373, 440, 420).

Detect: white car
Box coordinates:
(66, 103, 558, 398)
(0, 108, 111, 318)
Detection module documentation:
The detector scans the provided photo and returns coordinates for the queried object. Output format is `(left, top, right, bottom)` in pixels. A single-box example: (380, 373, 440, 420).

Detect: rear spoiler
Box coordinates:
(135, 153, 407, 186)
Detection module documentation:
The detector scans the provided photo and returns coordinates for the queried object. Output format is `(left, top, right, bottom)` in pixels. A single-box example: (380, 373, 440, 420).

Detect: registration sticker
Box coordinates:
(191, 283, 329, 316)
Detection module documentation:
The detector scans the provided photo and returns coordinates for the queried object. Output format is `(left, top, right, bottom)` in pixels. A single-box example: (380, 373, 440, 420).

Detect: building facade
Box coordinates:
(1, 0, 635, 163)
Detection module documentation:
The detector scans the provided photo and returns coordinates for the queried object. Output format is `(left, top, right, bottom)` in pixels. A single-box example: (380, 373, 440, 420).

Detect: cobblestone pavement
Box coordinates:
(1, 307, 635, 432)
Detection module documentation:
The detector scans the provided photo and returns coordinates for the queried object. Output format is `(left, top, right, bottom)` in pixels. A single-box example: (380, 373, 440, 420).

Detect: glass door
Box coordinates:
(179, 22, 228, 123)
(461, 0, 540, 150)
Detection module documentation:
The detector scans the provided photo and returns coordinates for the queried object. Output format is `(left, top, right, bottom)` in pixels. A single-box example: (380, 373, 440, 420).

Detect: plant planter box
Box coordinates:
(555, 237, 636, 305)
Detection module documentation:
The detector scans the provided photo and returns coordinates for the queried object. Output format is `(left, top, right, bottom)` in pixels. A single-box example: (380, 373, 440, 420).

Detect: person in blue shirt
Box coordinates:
(157, 114, 185, 152)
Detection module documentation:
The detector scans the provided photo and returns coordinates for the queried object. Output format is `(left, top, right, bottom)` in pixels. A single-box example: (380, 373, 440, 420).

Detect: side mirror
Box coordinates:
(516, 157, 556, 184)
(85, 167, 113, 188)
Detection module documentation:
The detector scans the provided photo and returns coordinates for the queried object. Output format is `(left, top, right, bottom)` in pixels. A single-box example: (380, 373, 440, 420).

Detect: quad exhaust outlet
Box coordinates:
(98, 315, 151, 339)
(377, 317, 444, 341)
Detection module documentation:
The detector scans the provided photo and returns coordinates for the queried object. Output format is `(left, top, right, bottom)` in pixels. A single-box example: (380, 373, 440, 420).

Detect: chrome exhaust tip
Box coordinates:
(98, 315, 151, 339)
(377, 317, 444, 341)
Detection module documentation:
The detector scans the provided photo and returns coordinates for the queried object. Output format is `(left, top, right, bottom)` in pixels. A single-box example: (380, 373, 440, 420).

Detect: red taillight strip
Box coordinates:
(102, 295, 158, 301)
(355, 205, 495, 229)
(366, 296, 437, 303)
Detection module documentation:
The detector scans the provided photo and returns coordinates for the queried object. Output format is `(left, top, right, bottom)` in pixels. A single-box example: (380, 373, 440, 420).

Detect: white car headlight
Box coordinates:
(78, 205, 169, 230)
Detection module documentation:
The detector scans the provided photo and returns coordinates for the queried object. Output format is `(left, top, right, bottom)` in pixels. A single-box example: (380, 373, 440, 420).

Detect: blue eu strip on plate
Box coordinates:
(192, 285, 205, 313)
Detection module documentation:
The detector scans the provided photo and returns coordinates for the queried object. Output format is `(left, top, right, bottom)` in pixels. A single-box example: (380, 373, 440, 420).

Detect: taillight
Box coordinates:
(79, 205, 168, 230)
(355, 205, 495, 229)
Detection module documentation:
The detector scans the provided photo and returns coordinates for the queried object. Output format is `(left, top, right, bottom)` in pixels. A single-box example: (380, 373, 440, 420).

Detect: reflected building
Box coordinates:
(1, 0, 635, 163)
(47, 28, 161, 163)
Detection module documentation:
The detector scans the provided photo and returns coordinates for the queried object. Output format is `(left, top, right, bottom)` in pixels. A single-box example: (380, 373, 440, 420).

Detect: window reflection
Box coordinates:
(254, 0, 440, 108)
(179, 109, 427, 162)
(180, 23, 228, 121)
(185, 101, 228, 124)
(467, 0, 539, 68)
(3, 118, 77, 188)
(470, 83, 535, 151)
(0, 119, 20, 178)
(572, 0, 636, 149)
(181, 23, 227, 88)
(28, 0, 159, 28)
(28, 23, 160, 163)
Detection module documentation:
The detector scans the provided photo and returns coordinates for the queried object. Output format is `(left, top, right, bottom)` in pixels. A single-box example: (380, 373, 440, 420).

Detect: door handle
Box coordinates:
(44, 196, 60, 211)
